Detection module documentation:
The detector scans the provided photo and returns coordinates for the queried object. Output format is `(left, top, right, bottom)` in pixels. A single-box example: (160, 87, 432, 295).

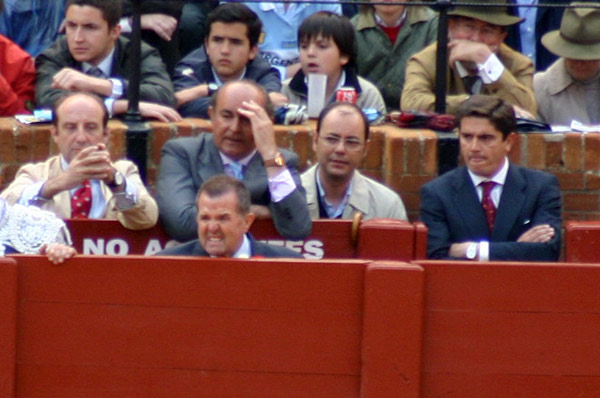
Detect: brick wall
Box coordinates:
(1, 118, 599, 222)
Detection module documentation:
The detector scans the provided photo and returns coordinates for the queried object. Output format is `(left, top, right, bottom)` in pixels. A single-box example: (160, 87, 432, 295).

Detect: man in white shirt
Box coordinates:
(419, 95, 561, 261)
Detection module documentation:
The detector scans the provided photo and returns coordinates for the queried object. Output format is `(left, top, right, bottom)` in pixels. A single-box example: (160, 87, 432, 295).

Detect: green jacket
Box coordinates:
(351, 6, 438, 111)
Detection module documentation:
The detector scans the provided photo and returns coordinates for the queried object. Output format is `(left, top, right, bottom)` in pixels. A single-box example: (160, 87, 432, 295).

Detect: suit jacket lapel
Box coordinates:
(493, 164, 525, 240)
(452, 168, 491, 238)
(197, 135, 225, 182)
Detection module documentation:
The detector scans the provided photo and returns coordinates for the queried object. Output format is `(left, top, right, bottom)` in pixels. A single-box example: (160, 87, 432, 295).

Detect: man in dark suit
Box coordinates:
(419, 95, 562, 261)
(35, 0, 180, 122)
(158, 175, 301, 258)
(157, 79, 311, 242)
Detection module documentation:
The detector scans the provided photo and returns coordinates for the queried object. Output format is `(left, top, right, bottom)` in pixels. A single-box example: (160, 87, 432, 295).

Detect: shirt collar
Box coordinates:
(219, 149, 257, 167)
(82, 46, 115, 76)
(374, 9, 407, 27)
(233, 234, 252, 258)
(315, 165, 353, 218)
(468, 156, 509, 187)
(211, 66, 247, 86)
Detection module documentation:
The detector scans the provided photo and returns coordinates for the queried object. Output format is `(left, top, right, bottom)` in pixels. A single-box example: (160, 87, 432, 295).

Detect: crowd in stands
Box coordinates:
(0, 0, 599, 262)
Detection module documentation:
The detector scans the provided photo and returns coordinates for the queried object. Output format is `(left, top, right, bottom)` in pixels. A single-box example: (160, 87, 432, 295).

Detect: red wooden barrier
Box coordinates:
(65, 219, 428, 261)
(0, 258, 17, 398)
(564, 221, 600, 262)
(414, 260, 600, 398)
(4, 255, 423, 398)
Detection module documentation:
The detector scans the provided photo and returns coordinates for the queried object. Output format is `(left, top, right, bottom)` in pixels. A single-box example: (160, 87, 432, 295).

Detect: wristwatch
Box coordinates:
(466, 243, 478, 260)
(108, 170, 124, 189)
(263, 152, 285, 167)
(207, 82, 219, 96)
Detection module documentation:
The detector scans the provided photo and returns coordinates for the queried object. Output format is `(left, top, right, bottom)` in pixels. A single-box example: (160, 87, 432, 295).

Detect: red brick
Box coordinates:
(565, 133, 583, 171)
(31, 126, 51, 161)
(564, 193, 600, 211)
(364, 130, 383, 170)
(584, 133, 600, 170)
(150, 124, 173, 166)
(422, 130, 438, 175)
(388, 175, 435, 193)
(405, 135, 421, 174)
(508, 133, 522, 164)
(585, 173, 600, 190)
(292, 129, 311, 170)
(401, 192, 421, 220)
(0, 129, 15, 163)
(544, 139, 563, 169)
(525, 133, 545, 169)
(554, 172, 584, 190)
(14, 127, 33, 162)
(384, 134, 405, 174)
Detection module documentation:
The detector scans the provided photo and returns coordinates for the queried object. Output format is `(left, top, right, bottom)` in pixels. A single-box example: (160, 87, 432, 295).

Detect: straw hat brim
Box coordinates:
(542, 30, 600, 60)
(448, 8, 523, 26)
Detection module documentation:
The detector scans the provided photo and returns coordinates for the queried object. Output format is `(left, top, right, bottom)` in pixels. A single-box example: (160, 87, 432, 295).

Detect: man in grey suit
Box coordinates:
(419, 95, 561, 261)
(157, 79, 311, 242)
(158, 175, 301, 258)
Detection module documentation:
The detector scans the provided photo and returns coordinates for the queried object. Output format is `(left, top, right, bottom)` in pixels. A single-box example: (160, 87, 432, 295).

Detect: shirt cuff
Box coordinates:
(113, 176, 139, 210)
(119, 17, 132, 33)
(479, 241, 490, 261)
(104, 98, 115, 117)
(19, 181, 47, 206)
(108, 78, 124, 98)
(268, 168, 297, 202)
(477, 53, 504, 84)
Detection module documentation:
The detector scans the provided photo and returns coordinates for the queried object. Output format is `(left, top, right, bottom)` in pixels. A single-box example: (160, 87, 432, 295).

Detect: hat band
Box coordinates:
(560, 31, 600, 45)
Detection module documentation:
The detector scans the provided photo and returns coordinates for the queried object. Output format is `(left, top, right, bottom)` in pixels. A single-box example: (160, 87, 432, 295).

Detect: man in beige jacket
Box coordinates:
(1, 92, 158, 230)
(402, 0, 536, 117)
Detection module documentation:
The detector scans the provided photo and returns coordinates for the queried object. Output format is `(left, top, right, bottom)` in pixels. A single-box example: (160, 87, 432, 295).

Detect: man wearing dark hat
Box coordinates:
(534, 2, 600, 126)
(402, 0, 537, 117)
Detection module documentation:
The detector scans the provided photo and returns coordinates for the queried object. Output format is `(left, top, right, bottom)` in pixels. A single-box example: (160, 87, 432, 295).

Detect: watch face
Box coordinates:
(114, 171, 124, 186)
(466, 243, 477, 259)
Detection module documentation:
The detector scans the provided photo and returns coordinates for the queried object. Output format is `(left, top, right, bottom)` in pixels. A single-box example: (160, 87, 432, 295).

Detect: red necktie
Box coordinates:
(480, 181, 497, 231)
(71, 180, 92, 219)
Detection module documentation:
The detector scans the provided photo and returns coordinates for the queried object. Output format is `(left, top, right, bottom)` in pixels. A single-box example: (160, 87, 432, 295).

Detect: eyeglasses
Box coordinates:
(319, 134, 365, 152)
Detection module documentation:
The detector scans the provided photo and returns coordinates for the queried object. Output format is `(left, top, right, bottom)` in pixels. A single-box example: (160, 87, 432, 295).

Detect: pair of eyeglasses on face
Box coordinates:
(319, 134, 365, 151)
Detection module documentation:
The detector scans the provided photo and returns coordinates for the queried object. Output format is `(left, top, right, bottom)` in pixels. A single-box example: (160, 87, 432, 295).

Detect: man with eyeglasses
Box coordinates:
(402, 0, 536, 118)
(301, 102, 407, 220)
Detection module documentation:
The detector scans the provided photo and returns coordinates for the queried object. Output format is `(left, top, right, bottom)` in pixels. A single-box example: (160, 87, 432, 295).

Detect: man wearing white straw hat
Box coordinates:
(534, 3, 600, 126)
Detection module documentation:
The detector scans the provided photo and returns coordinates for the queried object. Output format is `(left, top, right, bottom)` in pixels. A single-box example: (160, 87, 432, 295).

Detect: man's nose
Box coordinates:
(73, 27, 84, 41)
(221, 40, 231, 53)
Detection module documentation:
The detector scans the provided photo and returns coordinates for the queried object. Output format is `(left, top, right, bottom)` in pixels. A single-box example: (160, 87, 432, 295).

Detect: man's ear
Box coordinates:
(504, 132, 516, 153)
(244, 212, 256, 232)
(51, 126, 60, 144)
(312, 131, 319, 153)
(109, 23, 121, 41)
(362, 138, 370, 162)
(248, 45, 258, 61)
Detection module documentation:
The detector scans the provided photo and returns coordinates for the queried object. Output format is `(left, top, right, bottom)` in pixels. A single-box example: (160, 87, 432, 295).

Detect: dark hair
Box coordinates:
(316, 102, 370, 140)
(457, 95, 515, 139)
(66, 0, 122, 28)
(210, 79, 275, 120)
(197, 174, 251, 215)
(205, 3, 262, 48)
(298, 11, 356, 69)
(52, 92, 109, 128)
